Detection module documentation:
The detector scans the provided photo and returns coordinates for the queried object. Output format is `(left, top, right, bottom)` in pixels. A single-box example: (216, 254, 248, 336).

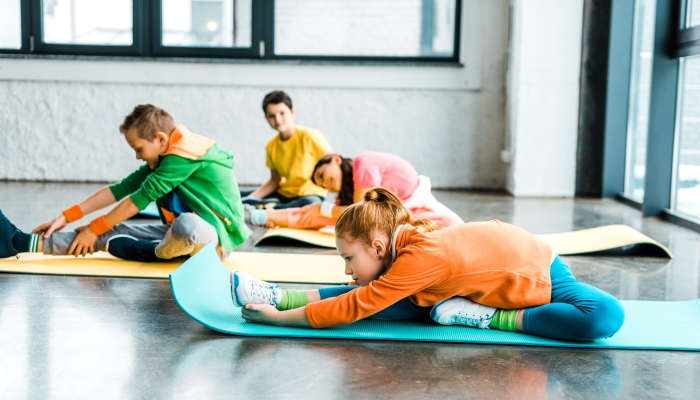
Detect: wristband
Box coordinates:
(89, 215, 113, 236)
(62, 204, 84, 223)
(320, 202, 334, 218)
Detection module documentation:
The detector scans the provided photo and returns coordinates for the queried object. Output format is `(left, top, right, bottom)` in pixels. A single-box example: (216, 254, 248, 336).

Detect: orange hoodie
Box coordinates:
(305, 221, 553, 329)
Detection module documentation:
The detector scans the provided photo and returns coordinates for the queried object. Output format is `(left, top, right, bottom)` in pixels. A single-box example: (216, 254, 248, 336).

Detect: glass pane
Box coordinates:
(687, 0, 700, 28)
(0, 0, 22, 49)
(162, 0, 252, 48)
(275, 0, 456, 57)
(42, 0, 133, 45)
(624, 0, 656, 201)
(674, 57, 700, 220)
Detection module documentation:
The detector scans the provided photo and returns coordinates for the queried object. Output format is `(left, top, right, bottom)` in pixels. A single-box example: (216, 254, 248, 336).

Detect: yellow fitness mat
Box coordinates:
(255, 224, 673, 258)
(0, 251, 351, 284)
(0, 224, 671, 283)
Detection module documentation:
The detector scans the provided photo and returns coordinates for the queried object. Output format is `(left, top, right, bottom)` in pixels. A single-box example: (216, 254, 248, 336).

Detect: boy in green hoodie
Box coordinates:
(0, 104, 250, 262)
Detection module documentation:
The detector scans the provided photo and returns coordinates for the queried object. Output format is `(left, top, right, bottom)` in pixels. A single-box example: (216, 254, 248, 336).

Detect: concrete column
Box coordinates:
(505, 0, 584, 197)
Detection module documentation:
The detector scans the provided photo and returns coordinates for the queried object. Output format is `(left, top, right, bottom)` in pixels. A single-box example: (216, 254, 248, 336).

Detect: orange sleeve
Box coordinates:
(305, 250, 452, 328)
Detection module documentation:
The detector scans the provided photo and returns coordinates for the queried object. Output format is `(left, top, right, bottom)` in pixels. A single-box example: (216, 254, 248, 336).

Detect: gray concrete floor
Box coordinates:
(1, 181, 699, 399)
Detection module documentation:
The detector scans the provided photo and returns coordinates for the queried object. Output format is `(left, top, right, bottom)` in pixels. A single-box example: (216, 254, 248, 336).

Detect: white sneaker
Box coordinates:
(430, 297, 497, 329)
(230, 271, 282, 307)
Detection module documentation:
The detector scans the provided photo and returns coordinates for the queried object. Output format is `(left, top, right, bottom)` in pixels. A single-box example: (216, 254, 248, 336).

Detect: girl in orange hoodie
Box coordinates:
(231, 188, 624, 341)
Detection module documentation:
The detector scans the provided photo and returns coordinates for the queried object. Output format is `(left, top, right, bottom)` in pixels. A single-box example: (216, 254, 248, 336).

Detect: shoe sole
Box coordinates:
(230, 271, 243, 307)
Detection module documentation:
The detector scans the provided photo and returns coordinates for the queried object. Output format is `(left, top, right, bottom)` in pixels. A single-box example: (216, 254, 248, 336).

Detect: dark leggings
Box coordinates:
(318, 256, 625, 341)
(240, 189, 323, 210)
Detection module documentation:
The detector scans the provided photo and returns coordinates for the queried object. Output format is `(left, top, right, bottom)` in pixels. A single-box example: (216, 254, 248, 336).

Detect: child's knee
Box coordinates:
(170, 214, 196, 238)
(170, 213, 214, 242)
(580, 297, 625, 340)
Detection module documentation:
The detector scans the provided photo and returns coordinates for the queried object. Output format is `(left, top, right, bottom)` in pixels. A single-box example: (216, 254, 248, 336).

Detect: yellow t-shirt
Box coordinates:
(265, 125, 331, 198)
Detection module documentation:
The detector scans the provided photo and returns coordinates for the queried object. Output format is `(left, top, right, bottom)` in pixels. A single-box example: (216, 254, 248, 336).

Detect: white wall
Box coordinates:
(505, 0, 584, 197)
(0, 1, 509, 189)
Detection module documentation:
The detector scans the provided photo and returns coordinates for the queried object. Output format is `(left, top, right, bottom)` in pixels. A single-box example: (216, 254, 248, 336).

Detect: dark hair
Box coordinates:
(119, 104, 176, 141)
(312, 154, 355, 206)
(262, 91, 293, 114)
(336, 187, 438, 246)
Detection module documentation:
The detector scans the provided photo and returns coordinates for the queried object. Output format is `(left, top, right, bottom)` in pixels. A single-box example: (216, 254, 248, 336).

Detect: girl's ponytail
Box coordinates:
(336, 187, 438, 245)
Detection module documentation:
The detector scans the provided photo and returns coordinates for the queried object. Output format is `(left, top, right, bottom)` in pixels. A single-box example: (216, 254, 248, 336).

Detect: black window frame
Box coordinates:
(151, 0, 264, 59)
(267, 0, 462, 63)
(676, 0, 700, 56)
(1, 0, 462, 63)
(28, 0, 148, 56)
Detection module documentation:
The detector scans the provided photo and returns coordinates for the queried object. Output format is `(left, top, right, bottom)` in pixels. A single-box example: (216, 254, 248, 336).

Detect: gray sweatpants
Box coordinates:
(43, 213, 230, 260)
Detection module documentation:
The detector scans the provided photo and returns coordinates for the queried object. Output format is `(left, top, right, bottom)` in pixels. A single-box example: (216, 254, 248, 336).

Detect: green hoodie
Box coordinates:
(109, 142, 250, 252)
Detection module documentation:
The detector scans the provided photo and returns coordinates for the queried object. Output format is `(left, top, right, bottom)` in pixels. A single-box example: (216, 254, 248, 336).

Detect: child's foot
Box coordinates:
(230, 271, 282, 307)
(243, 204, 254, 225)
(243, 204, 268, 227)
(430, 297, 497, 329)
(0, 210, 20, 258)
(106, 235, 161, 262)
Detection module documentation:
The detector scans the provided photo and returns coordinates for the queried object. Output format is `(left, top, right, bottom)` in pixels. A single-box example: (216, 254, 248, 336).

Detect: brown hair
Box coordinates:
(335, 187, 439, 246)
(312, 154, 355, 206)
(119, 104, 176, 141)
(262, 91, 293, 114)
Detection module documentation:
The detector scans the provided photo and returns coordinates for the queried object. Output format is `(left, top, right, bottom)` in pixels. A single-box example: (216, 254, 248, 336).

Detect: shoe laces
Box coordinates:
(453, 304, 493, 329)
(248, 279, 280, 306)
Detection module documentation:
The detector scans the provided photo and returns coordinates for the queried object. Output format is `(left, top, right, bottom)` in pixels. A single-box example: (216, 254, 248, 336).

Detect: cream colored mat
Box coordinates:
(0, 251, 350, 284)
(255, 224, 673, 258)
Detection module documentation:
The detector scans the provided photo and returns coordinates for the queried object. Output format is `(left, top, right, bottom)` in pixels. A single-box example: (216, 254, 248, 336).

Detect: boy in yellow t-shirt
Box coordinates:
(242, 91, 332, 209)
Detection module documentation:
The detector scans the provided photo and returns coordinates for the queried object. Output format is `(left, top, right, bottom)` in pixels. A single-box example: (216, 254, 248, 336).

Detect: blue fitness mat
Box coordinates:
(170, 244, 700, 351)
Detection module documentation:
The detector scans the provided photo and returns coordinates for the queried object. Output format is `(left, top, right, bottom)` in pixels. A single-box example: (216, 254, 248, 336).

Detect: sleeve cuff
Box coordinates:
(304, 306, 322, 329)
(109, 183, 127, 202)
(129, 191, 151, 211)
(320, 201, 334, 218)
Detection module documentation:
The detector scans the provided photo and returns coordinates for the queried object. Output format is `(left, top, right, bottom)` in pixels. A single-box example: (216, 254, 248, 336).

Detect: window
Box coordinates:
(673, 57, 700, 220)
(0, 0, 22, 49)
(624, 0, 656, 201)
(0, 0, 461, 61)
(686, 0, 700, 27)
(41, 0, 133, 45)
(274, 0, 458, 59)
(161, 0, 251, 48)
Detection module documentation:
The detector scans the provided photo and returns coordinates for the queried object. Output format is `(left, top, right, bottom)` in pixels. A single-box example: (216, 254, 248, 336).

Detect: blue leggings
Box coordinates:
(318, 256, 625, 341)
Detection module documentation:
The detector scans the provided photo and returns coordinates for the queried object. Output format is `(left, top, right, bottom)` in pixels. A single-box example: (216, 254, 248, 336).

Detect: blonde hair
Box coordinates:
(335, 187, 439, 245)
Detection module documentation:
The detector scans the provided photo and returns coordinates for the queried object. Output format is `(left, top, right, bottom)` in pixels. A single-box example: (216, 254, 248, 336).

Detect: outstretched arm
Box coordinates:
(33, 186, 117, 238)
(67, 196, 140, 257)
(246, 170, 282, 199)
(292, 187, 369, 225)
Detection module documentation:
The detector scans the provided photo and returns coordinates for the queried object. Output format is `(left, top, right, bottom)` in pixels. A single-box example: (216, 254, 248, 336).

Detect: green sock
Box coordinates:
(488, 309, 520, 332)
(277, 289, 308, 311)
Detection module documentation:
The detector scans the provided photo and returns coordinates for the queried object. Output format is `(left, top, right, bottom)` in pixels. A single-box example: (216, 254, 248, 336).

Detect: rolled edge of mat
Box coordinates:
(254, 228, 336, 249)
(254, 225, 674, 258)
